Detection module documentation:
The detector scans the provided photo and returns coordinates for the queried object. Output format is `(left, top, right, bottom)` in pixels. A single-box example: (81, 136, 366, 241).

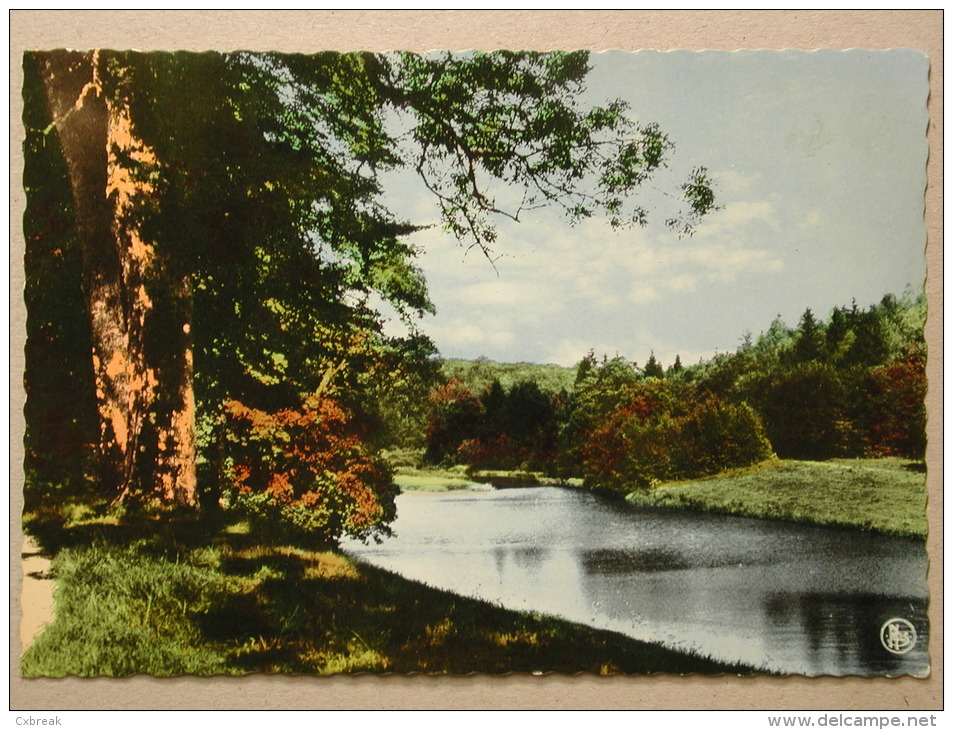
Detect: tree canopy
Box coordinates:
(24, 49, 716, 543)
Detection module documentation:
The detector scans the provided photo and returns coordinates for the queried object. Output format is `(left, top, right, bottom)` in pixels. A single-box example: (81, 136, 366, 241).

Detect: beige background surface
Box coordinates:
(9, 10, 943, 711)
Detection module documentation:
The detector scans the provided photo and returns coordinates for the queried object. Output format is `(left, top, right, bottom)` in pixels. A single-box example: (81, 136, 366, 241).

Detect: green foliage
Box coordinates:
(421, 291, 924, 494)
(21, 56, 99, 501)
(560, 356, 642, 473)
(670, 400, 773, 479)
(424, 379, 485, 464)
(643, 351, 665, 379)
(387, 51, 714, 244)
(694, 291, 927, 461)
(227, 493, 350, 547)
(789, 307, 825, 364)
(466, 380, 561, 470)
(551, 291, 925, 494)
(665, 166, 721, 236)
(424, 375, 562, 470)
(752, 362, 847, 460)
(574, 377, 772, 492)
(354, 335, 442, 450)
(417, 359, 577, 467)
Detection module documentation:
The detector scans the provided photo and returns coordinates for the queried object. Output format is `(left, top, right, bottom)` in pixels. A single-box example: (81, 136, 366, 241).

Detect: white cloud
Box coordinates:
(457, 279, 548, 308)
(426, 317, 516, 351)
(373, 51, 925, 368)
(692, 199, 778, 239)
(714, 169, 763, 192)
(666, 274, 698, 292)
(628, 284, 659, 303)
(401, 179, 790, 367)
(543, 339, 601, 367)
(543, 337, 648, 367)
(542, 327, 724, 372)
(672, 245, 785, 283)
(412, 197, 788, 367)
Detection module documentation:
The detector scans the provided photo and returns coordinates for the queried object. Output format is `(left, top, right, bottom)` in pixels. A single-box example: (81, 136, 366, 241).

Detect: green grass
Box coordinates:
(21, 540, 237, 676)
(382, 450, 479, 492)
(388, 456, 584, 492)
(26, 456, 921, 676)
(20, 523, 757, 677)
(625, 458, 927, 538)
(393, 473, 475, 491)
(391, 463, 476, 491)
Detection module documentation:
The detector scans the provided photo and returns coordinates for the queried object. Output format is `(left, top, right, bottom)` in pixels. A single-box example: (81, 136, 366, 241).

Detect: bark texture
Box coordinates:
(34, 51, 196, 505)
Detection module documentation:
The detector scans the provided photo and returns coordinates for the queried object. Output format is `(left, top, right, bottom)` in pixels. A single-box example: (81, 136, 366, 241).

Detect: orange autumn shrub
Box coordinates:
(222, 394, 397, 545)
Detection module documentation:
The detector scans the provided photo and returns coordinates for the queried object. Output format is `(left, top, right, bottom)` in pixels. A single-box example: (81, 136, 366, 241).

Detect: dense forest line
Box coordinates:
(418, 292, 926, 492)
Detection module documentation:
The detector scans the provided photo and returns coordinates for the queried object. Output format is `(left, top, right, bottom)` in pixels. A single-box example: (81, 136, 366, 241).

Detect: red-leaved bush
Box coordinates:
(862, 345, 927, 458)
(222, 394, 397, 544)
(579, 387, 772, 492)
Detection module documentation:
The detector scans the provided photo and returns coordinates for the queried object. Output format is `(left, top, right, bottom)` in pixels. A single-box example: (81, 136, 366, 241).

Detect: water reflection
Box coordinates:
(582, 547, 693, 573)
(764, 592, 928, 676)
(342, 486, 928, 675)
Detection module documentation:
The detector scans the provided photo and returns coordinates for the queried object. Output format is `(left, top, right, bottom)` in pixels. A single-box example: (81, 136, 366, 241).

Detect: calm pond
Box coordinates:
(342, 484, 929, 676)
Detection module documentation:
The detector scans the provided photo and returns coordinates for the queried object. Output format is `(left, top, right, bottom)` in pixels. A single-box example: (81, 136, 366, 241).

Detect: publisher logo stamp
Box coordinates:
(880, 618, 917, 655)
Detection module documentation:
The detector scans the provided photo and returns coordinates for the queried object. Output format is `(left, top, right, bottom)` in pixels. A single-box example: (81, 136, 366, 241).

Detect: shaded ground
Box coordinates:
(19, 514, 758, 677)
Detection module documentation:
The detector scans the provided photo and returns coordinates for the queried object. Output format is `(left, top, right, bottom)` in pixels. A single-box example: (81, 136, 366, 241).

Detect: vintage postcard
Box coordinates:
(13, 13, 938, 712)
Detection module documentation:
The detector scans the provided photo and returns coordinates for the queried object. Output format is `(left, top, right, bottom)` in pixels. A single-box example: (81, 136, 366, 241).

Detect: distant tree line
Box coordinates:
(423, 292, 927, 491)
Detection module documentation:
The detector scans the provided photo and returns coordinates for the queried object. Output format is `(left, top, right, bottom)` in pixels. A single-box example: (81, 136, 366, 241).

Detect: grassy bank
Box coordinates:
(383, 447, 582, 492)
(383, 450, 477, 491)
(392, 465, 476, 492)
(624, 458, 927, 538)
(393, 466, 583, 492)
(383, 449, 584, 492)
(389, 456, 927, 538)
(21, 519, 755, 677)
(391, 456, 927, 540)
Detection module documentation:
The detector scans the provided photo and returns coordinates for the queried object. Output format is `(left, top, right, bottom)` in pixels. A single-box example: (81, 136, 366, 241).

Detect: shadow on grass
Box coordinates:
(22, 509, 760, 677)
(202, 545, 757, 675)
(24, 504, 228, 554)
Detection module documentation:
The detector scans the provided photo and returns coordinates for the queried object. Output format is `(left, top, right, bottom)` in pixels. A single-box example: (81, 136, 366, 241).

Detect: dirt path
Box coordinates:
(20, 537, 54, 650)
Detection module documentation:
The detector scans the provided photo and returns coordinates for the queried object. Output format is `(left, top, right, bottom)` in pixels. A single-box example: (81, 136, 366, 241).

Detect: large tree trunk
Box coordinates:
(34, 50, 196, 505)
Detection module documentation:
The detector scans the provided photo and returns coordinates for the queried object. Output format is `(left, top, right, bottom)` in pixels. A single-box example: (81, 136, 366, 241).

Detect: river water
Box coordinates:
(342, 484, 929, 676)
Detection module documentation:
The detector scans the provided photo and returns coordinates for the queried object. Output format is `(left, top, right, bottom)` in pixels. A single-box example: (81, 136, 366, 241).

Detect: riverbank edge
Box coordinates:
(622, 490, 926, 540)
(622, 458, 927, 540)
(19, 525, 762, 678)
(392, 465, 583, 491)
(396, 458, 927, 540)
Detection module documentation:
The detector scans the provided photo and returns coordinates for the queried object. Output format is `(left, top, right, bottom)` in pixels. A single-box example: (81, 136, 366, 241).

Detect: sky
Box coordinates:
(383, 49, 929, 368)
